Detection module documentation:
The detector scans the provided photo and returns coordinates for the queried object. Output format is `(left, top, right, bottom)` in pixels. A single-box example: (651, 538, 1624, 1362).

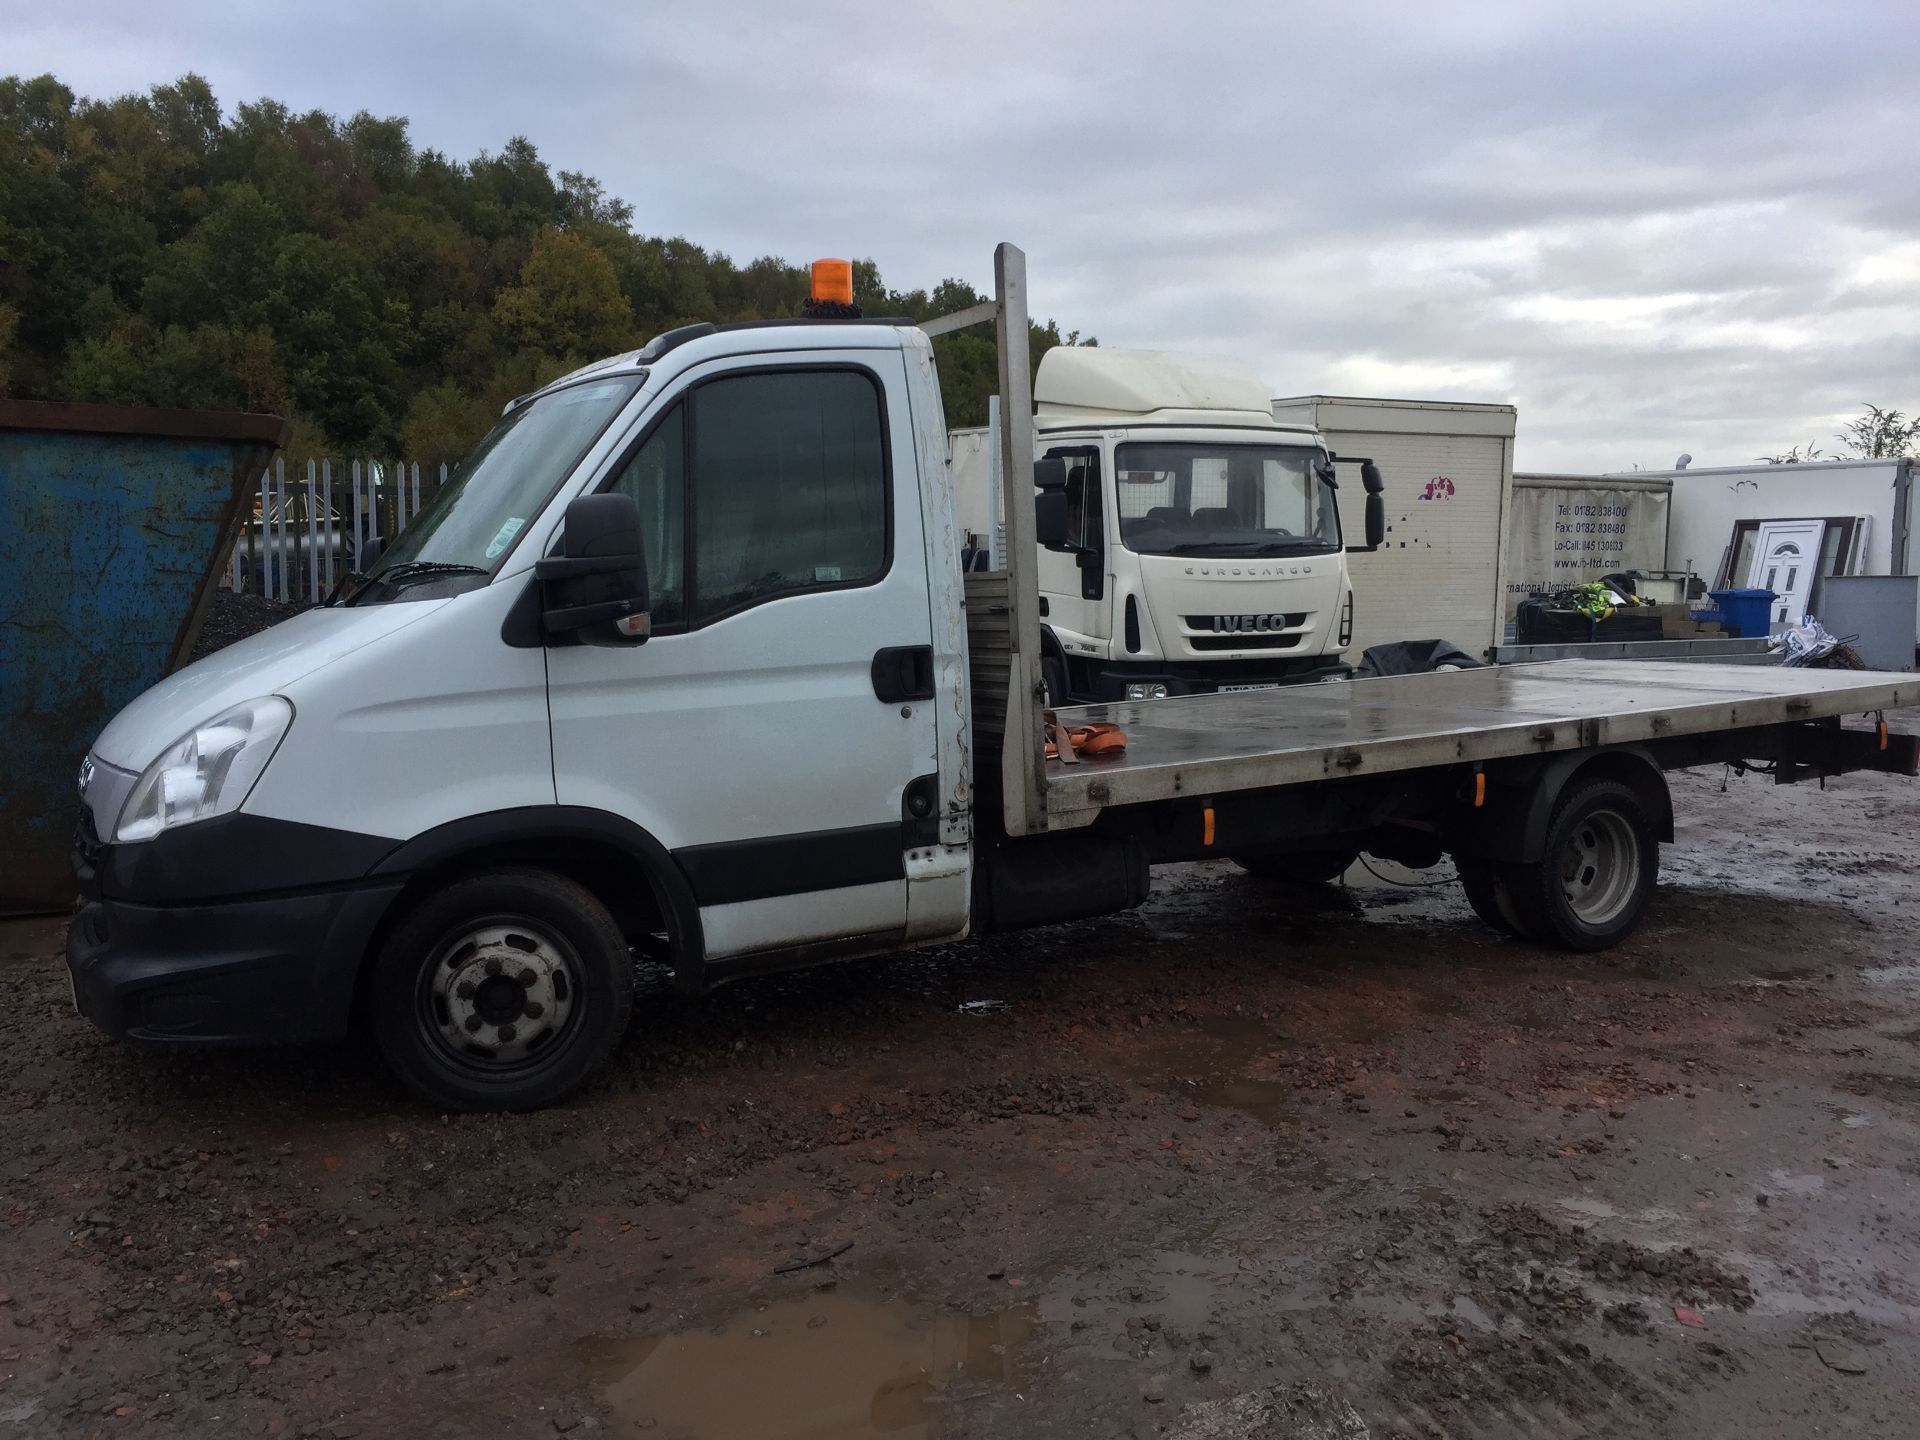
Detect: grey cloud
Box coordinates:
(6, 0, 1918, 470)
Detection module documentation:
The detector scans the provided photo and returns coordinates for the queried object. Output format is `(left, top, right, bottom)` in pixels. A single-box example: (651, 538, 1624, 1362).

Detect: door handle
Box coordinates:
(872, 645, 936, 703)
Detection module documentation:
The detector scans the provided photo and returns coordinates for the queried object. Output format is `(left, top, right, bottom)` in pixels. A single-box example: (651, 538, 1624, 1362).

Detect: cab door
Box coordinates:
(1035, 444, 1110, 661)
(546, 350, 939, 960)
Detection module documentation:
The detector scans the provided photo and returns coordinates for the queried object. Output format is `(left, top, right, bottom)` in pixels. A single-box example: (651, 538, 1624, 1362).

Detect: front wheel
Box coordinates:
(1502, 780, 1659, 951)
(371, 867, 634, 1111)
(1042, 655, 1071, 709)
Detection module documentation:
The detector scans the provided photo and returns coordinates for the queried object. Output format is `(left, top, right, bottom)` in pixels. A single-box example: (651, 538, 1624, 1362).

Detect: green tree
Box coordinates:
(0, 70, 1090, 443)
(1835, 403, 1920, 460)
(492, 226, 633, 358)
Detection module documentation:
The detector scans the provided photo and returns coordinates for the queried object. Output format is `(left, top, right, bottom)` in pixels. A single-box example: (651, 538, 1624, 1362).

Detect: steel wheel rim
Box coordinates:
(416, 915, 581, 1073)
(1559, 809, 1639, 926)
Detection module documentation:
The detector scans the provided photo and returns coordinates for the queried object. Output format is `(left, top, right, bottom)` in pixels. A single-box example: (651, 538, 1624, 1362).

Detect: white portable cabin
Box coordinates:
(1270, 395, 1517, 658)
(1647, 458, 1913, 610)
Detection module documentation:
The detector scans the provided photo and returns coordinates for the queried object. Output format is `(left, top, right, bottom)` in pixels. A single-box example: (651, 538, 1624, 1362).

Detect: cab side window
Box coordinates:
(690, 369, 888, 623)
(603, 368, 888, 631)
(605, 400, 688, 627)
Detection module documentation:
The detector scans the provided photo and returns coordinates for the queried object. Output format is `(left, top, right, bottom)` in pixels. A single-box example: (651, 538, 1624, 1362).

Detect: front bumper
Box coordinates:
(66, 801, 405, 1045)
(1087, 656, 1348, 700)
(67, 882, 402, 1045)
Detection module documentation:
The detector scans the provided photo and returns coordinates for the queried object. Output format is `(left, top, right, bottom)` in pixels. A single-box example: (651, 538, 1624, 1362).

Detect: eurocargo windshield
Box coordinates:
(346, 375, 643, 603)
(1114, 441, 1340, 557)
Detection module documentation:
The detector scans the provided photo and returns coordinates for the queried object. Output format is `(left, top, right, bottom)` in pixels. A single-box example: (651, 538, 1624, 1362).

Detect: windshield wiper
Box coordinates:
(1153, 541, 1284, 556)
(373, 561, 491, 585)
(1246, 539, 1332, 555)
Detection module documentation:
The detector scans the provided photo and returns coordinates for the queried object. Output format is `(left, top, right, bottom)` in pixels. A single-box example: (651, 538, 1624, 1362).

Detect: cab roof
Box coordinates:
(516, 316, 918, 411)
(1036, 347, 1274, 420)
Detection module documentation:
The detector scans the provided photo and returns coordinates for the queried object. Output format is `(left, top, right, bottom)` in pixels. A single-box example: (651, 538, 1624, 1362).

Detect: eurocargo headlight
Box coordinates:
(1125, 683, 1170, 701)
(114, 696, 293, 843)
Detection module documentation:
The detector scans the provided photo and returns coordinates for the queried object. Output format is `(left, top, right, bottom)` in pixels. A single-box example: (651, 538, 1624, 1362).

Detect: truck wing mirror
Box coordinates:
(1361, 461, 1385, 495)
(1034, 488, 1071, 549)
(1033, 456, 1068, 491)
(1360, 493, 1385, 551)
(536, 492, 652, 643)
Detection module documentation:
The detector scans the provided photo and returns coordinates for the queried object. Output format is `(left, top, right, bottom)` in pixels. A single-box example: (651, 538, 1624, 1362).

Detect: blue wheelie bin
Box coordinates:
(1707, 587, 1778, 639)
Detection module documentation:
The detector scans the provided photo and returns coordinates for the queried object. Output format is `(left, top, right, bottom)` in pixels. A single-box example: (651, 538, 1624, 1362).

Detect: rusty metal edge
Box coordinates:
(0, 399, 292, 450)
(166, 440, 287, 673)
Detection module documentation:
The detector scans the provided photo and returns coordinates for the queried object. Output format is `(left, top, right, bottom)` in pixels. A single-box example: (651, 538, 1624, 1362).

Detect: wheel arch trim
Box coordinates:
(368, 805, 709, 991)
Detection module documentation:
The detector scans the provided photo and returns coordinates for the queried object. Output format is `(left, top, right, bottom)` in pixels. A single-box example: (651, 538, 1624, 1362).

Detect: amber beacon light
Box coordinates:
(810, 259, 854, 305)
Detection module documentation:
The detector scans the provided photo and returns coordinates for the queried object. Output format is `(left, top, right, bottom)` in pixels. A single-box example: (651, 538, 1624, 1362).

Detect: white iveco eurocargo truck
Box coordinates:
(951, 348, 1386, 703)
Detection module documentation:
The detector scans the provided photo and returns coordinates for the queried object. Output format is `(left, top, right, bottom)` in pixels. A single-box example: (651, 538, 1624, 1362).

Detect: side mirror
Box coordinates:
(1032, 457, 1068, 491)
(1361, 461, 1385, 495)
(536, 492, 651, 642)
(1034, 488, 1071, 549)
(1363, 493, 1385, 549)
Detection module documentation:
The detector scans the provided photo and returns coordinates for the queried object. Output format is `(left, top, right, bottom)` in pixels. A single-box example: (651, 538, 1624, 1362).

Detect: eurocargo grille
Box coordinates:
(1185, 612, 1309, 634)
(1190, 633, 1303, 651)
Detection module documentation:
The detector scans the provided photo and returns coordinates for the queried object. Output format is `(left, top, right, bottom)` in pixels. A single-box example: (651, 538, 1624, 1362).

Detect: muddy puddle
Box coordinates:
(1124, 1015, 1298, 1125)
(581, 1290, 1037, 1438)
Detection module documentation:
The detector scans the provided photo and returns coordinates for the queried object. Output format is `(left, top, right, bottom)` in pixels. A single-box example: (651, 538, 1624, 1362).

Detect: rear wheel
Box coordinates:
(1503, 780, 1658, 951)
(1231, 848, 1358, 884)
(372, 866, 634, 1111)
(1455, 855, 1532, 939)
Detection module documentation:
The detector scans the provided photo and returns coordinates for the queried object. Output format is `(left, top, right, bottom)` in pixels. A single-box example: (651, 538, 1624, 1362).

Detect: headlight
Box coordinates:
(1125, 683, 1170, 701)
(114, 697, 293, 843)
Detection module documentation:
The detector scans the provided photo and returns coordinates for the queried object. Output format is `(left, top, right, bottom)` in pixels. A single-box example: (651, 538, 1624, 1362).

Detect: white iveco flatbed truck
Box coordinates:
(68, 246, 1920, 1110)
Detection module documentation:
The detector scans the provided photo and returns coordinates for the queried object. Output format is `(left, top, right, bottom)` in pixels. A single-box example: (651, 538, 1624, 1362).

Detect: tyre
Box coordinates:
(1231, 848, 1358, 883)
(371, 866, 635, 1111)
(1455, 854, 1532, 940)
(1042, 654, 1071, 709)
(1502, 780, 1659, 951)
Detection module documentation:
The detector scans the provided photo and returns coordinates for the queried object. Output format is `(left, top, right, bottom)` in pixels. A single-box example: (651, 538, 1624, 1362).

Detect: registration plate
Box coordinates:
(1218, 682, 1281, 693)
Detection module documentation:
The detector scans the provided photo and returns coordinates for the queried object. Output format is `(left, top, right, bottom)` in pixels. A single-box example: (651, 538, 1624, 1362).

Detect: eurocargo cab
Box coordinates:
(976, 347, 1383, 705)
(1033, 421, 1351, 701)
(69, 270, 977, 1111)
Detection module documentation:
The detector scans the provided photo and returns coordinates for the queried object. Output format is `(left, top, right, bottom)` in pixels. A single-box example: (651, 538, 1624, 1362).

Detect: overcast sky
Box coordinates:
(9, 0, 1919, 471)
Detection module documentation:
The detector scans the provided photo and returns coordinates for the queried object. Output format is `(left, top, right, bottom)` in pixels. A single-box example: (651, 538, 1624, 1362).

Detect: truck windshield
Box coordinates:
(1114, 441, 1340, 557)
(348, 376, 642, 602)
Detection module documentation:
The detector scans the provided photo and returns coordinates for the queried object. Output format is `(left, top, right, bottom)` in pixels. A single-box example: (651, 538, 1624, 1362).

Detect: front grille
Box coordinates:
(73, 806, 104, 879)
(1189, 633, 1303, 651)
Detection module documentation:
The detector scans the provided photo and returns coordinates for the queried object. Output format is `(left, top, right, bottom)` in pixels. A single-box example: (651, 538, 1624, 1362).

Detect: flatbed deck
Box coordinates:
(1044, 661, 1919, 825)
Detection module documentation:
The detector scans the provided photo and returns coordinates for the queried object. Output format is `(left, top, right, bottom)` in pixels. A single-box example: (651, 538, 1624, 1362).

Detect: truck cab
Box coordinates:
(957, 348, 1360, 703)
(68, 301, 979, 1112)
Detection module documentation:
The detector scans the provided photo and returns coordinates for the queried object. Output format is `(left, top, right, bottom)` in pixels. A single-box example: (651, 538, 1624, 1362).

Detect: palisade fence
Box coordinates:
(221, 456, 452, 603)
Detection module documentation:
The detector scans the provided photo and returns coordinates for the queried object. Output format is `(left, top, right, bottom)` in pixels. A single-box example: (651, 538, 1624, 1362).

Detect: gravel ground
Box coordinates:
(4, 762, 1919, 1437)
(189, 590, 309, 662)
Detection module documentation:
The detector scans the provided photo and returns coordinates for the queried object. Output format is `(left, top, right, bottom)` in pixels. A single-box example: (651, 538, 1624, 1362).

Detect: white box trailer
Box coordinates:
(1505, 472, 1675, 628)
(1271, 395, 1516, 659)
